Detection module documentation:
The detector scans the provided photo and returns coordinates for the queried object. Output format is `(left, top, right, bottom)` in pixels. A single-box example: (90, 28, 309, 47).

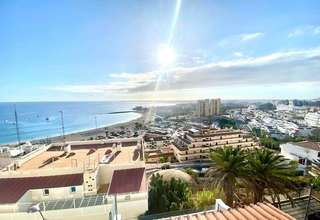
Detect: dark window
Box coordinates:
(70, 186, 76, 193)
(43, 189, 49, 196)
(298, 158, 305, 165)
(318, 152, 320, 157)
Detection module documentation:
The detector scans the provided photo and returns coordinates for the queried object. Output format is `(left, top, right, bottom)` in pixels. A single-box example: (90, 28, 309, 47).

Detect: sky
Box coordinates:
(0, 0, 319, 102)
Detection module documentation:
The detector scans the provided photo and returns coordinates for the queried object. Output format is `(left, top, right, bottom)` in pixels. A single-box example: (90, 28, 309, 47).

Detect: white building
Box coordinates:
(0, 139, 148, 220)
(280, 141, 320, 172)
(305, 112, 320, 127)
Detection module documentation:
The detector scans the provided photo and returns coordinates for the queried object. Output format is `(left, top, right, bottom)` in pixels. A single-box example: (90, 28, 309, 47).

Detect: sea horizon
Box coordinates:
(0, 101, 176, 145)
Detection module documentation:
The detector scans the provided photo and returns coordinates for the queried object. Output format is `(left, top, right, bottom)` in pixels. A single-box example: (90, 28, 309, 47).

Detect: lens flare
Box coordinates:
(157, 44, 176, 66)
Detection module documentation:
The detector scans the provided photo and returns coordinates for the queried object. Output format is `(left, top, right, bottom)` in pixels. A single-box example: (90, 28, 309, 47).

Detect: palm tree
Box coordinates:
(206, 146, 247, 207)
(246, 148, 298, 204)
(148, 174, 191, 214)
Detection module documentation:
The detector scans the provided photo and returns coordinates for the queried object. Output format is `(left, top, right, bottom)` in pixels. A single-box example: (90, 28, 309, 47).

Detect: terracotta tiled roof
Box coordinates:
(108, 167, 146, 195)
(160, 203, 295, 220)
(0, 173, 83, 204)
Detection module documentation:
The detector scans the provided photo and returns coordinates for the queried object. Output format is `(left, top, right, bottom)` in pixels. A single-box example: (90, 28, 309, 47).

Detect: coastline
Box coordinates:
(31, 112, 147, 144)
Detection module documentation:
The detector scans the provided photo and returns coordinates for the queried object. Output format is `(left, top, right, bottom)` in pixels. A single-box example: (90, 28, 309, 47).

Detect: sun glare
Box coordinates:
(157, 44, 176, 67)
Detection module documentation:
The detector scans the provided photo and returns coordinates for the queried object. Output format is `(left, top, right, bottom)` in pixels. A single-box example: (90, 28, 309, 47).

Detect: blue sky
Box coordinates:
(0, 0, 319, 101)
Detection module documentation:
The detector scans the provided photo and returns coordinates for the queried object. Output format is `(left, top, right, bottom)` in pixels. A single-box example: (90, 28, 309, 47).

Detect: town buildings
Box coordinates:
(305, 112, 320, 127)
(198, 99, 221, 117)
(172, 126, 257, 162)
(231, 106, 311, 138)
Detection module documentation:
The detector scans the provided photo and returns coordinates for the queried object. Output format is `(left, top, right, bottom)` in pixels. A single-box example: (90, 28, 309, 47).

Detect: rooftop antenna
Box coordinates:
(14, 104, 21, 144)
(59, 111, 66, 144)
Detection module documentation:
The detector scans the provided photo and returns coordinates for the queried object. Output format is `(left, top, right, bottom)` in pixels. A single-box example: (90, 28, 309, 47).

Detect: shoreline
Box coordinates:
(28, 112, 147, 144)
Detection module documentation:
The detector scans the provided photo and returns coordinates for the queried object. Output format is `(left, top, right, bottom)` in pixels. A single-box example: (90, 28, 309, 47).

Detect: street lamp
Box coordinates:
(59, 110, 66, 143)
(28, 203, 46, 220)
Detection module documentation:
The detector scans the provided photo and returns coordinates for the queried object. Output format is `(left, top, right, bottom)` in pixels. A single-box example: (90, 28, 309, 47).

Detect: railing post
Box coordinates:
(304, 185, 313, 220)
(73, 198, 76, 208)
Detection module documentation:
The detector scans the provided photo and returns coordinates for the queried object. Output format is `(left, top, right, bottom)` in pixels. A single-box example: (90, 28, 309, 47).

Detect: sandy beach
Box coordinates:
(31, 112, 148, 144)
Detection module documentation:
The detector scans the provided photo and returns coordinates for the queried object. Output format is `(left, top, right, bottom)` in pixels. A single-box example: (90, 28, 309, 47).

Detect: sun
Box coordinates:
(157, 44, 176, 67)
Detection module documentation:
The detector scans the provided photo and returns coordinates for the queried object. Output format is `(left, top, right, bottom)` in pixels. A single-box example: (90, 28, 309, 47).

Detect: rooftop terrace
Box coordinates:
(17, 142, 139, 170)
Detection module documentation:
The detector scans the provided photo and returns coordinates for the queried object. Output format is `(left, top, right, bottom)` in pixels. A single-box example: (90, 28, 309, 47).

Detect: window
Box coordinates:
(318, 152, 320, 157)
(298, 158, 305, 165)
(43, 189, 49, 196)
(70, 186, 76, 193)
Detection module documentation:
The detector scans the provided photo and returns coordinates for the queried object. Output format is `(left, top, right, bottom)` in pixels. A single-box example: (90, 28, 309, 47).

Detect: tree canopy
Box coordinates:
(308, 128, 320, 142)
(206, 147, 247, 207)
(148, 174, 192, 214)
(251, 127, 280, 150)
(207, 147, 299, 206)
(211, 116, 237, 129)
(257, 103, 276, 111)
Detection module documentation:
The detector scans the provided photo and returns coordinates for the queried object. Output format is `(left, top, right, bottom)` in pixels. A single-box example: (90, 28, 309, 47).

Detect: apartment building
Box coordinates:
(198, 98, 221, 117)
(0, 138, 148, 220)
(172, 127, 257, 162)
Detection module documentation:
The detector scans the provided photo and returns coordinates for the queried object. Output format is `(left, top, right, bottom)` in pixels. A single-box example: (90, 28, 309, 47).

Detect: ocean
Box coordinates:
(0, 101, 174, 145)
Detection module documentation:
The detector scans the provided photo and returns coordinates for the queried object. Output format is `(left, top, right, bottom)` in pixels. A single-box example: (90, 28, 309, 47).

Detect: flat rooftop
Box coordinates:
(18, 142, 139, 170)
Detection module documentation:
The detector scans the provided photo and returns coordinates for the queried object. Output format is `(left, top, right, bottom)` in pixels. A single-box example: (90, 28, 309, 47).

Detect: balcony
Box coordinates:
(2, 191, 148, 213)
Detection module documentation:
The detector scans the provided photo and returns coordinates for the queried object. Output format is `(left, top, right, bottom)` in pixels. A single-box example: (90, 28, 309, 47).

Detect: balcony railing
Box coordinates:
(1, 191, 147, 213)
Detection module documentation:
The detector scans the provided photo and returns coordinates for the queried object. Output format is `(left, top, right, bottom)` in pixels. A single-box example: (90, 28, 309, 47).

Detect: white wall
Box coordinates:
(0, 194, 148, 220)
(29, 185, 84, 202)
(280, 143, 319, 162)
(83, 169, 99, 195)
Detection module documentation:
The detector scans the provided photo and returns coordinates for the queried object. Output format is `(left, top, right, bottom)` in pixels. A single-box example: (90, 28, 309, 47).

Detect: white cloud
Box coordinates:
(48, 48, 320, 97)
(233, 52, 244, 57)
(288, 25, 320, 38)
(218, 32, 264, 48)
(240, 32, 264, 41)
